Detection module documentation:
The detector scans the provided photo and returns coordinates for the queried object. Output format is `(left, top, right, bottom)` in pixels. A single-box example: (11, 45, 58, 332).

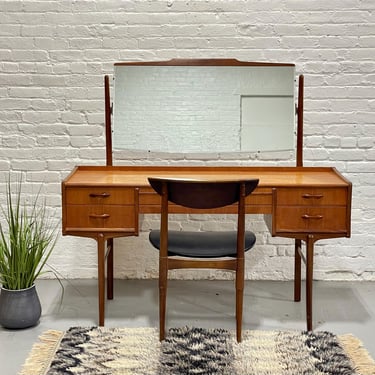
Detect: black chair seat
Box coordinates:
(149, 230, 256, 258)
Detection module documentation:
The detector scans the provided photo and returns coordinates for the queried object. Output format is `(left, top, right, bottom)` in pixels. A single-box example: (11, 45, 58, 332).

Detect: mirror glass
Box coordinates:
(113, 64, 296, 153)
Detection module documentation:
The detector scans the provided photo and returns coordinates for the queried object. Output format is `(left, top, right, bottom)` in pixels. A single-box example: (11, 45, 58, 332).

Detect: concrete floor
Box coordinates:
(1, 279, 375, 374)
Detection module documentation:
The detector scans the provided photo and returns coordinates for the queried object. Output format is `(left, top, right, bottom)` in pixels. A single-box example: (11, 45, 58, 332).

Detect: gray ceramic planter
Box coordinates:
(0, 284, 41, 329)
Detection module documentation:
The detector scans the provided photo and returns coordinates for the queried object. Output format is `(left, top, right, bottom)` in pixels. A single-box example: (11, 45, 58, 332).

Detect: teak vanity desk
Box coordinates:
(61, 59, 352, 331)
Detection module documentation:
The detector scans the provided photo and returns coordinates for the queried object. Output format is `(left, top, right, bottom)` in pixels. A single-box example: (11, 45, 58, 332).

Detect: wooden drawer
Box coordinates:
(65, 205, 137, 231)
(65, 187, 136, 205)
(139, 188, 159, 205)
(274, 206, 348, 233)
(275, 187, 347, 206)
(138, 187, 272, 212)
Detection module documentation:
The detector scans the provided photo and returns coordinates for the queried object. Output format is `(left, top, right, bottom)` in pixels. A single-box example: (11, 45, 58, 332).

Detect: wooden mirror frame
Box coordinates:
(104, 59, 304, 167)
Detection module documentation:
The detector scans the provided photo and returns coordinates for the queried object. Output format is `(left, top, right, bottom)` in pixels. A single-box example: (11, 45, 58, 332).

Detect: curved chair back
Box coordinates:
(148, 178, 259, 209)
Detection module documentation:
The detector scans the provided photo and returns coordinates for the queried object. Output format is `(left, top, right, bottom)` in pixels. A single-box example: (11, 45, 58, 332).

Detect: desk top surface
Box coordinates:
(63, 166, 350, 188)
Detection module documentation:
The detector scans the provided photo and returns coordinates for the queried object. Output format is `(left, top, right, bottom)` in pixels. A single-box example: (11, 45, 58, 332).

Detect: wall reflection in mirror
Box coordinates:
(113, 64, 296, 154)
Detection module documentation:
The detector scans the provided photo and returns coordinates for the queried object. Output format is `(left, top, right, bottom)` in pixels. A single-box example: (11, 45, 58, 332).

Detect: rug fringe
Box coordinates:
(19, 330, 64, 375)
(339, 334, 375, 375)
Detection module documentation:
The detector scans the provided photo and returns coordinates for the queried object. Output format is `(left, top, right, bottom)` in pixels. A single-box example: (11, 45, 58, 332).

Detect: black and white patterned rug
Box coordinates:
(20, 326, 375, 375)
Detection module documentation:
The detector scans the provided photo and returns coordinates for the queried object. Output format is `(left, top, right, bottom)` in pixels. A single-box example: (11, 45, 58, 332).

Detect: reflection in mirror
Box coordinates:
(113, 64, 296, 153)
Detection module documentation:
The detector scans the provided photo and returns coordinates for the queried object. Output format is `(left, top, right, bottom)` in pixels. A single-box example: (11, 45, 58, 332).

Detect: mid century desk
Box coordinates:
(61, 165, 352, 330)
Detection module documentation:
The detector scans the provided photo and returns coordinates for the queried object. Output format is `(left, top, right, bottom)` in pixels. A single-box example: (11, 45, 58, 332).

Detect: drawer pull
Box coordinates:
(89, 192, 110, 198)
(302, 194, 323, 199)
(89, 213, 110, 219)
(302, 214, 323, 220)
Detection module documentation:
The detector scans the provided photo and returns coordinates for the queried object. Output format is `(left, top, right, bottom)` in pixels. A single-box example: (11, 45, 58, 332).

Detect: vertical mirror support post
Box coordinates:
(104, 75, 114, 302)
(296, 74, 304, 168)
(105, 75, 113, 167)
(294, 74, 304, 303)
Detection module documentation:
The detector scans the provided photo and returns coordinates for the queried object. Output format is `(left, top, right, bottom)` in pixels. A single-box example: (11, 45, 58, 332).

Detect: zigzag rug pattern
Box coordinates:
(20, 326, 375, 375)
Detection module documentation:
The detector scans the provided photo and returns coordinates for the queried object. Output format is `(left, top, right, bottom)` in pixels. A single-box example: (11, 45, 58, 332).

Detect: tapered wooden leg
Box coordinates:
(306, 235, 315, 331)
(97, 234, 106, 326)
(236, 291, 243, 343)
(235, 260, 244, 343)
(159, 258, 168, 340)
(107, 238, 114, 300)
(294, 239, 302, 302)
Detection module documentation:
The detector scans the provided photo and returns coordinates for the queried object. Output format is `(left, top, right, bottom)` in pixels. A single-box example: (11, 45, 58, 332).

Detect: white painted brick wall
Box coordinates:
(0, 0, 374, 281)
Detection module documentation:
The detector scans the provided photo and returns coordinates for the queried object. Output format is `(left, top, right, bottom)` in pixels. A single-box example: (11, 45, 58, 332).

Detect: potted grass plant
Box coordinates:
(0, 175, 58, 329)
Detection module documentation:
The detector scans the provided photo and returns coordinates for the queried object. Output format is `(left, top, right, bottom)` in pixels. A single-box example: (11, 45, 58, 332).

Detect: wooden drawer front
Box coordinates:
(65, 205, 137, 230)
(139, 188, 159, 205)
(247, 188, 272, 206)
(276, 188, 347, 206)
(138, 187, 272, 210)
(275, 206, 348, 233)
(65, 187, 135, 205)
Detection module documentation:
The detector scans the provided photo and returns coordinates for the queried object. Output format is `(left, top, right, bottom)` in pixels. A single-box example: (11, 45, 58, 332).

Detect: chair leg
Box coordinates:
(236, 287, 243, 343)
(159, 258, 168, 341)
(236, 260, 245, 343)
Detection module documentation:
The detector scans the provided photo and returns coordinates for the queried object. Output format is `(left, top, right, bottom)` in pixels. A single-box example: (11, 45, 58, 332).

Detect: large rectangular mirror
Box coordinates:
(112, 60, 296, 154)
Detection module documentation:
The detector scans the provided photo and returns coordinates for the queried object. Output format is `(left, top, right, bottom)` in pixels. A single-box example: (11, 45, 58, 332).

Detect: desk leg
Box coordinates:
(294, 239, 302, 302)
(97, 234, 106, 326)
(306, 235, 315, 331)
(107, 238, 114, 300)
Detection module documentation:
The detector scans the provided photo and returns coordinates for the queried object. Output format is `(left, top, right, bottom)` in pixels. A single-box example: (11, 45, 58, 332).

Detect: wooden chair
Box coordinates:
(148, 177, 259, 342)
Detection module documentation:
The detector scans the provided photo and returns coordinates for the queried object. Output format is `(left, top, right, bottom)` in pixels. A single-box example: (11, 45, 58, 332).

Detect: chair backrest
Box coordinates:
(148, 178, 259, 209)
